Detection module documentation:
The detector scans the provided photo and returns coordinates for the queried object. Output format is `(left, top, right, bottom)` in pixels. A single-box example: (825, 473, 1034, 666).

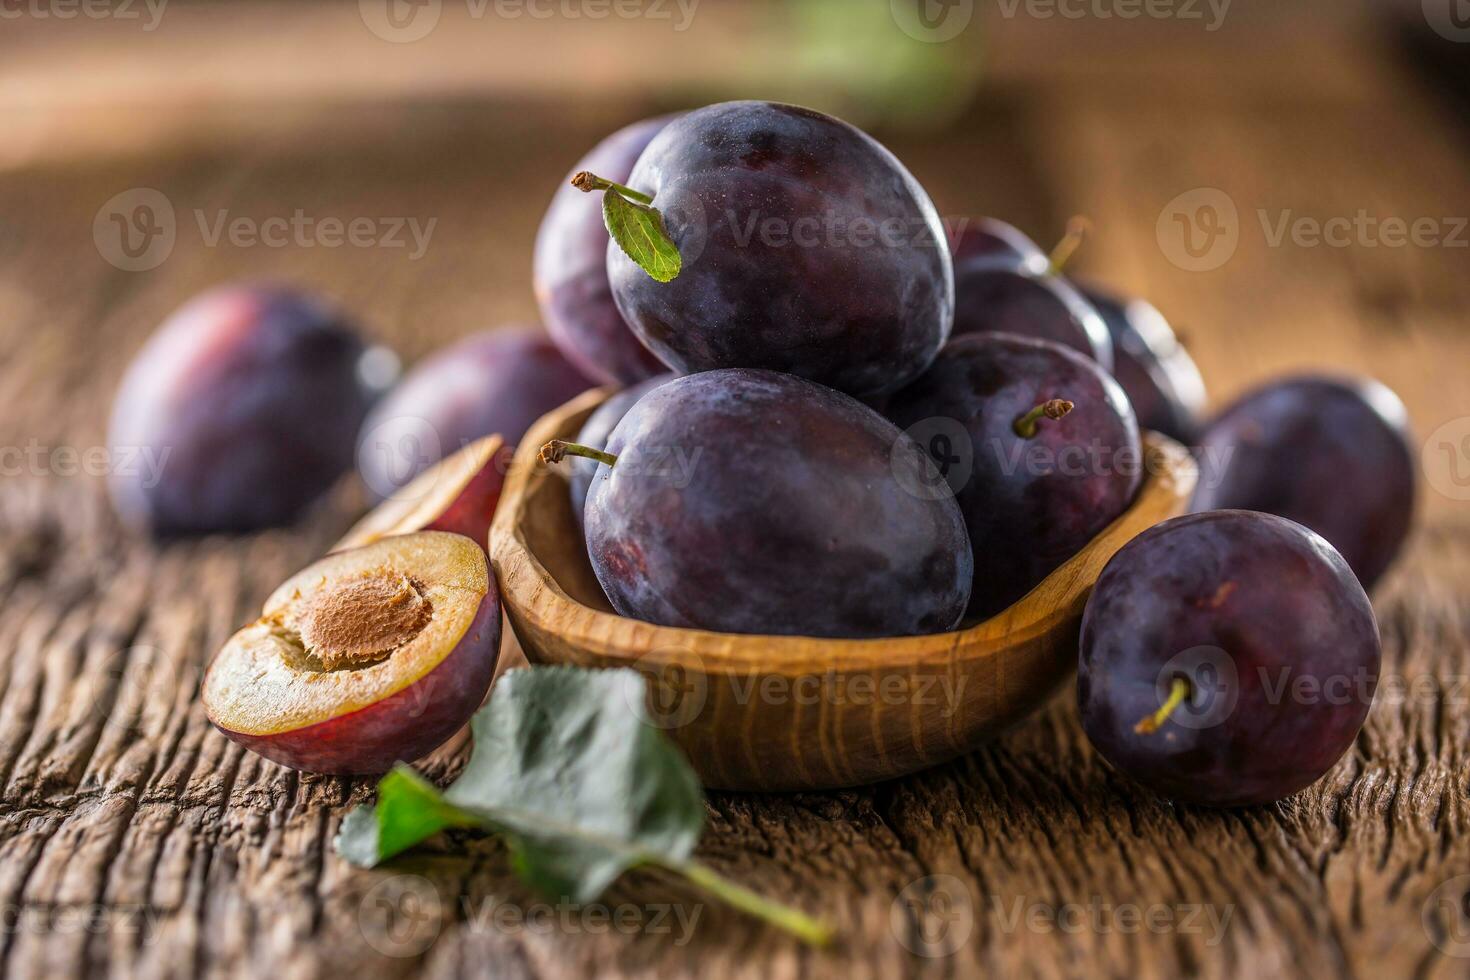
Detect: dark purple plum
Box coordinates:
(952, 265, 1113, 371)
(1078, 510, 1380, 807)
(567, 373, 676, 528)
(358, 328, 593, 500)
(550, 369, 973, 638)
(534, 116, 674, 385)
(950, 217, 1048, 274)
(1078, 284, 1206, 444)
(1191, 375, 1414, 589)
(602, 101, 954, 399)
(888, 334, 1141, 619)
(108, 283, 394, 536)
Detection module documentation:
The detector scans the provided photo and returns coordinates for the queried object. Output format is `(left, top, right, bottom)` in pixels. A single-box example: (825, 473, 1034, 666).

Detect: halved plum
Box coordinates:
(203, 531, 501, 774)
(336, 436, 510, 553)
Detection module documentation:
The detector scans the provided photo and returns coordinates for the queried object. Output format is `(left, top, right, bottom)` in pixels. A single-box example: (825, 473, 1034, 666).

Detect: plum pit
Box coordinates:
(288, 570, 432, 671)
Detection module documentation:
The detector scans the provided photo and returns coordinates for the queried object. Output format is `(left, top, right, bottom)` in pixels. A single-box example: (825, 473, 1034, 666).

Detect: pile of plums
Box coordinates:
(115, 101, 1414, 803)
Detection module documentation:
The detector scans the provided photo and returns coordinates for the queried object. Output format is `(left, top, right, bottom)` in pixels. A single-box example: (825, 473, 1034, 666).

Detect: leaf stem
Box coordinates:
(668, 859, 833, 947)
(571, 171, 654, 206)
(540, 440, 618, 468)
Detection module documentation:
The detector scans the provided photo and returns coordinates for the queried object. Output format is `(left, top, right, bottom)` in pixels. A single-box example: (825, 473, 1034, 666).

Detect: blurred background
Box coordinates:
(1, 0, 1468, 526)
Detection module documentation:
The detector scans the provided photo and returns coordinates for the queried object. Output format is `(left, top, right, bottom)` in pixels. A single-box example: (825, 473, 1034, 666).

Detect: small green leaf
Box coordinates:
(604, 190, 682, 283)
(333, 666, 831, 945)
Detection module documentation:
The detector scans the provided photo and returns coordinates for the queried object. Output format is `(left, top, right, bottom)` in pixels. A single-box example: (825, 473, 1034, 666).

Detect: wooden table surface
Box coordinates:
(1, 4, 1468, 978)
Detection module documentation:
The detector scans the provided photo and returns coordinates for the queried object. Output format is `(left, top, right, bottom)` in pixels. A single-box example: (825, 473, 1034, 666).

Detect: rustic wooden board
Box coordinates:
(1, 12, 1469, 979)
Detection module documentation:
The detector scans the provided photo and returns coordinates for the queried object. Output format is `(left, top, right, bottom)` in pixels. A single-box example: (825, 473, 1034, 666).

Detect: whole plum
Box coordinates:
(888, 334, 1141, 619)
(535, 116, 674, 384)
(553, 369, 973, 638)
(358, 329, 593, 500)
(1078, 511, 1380, 807)
(602, 101, 953, 399)
(1191, 375, 1414, 589)
(567, 374, 676, 529)
(108, 283, 394, 535)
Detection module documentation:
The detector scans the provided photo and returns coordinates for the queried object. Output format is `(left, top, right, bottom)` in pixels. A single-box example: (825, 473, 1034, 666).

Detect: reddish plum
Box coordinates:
(108, 283, 394, 536)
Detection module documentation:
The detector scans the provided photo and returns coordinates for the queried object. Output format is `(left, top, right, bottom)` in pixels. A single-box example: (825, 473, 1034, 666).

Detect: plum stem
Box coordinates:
(570, 171, 654, 206)
(1013, 398, 1074, 438)
(1047, 215, 1092, 276)
(539, 440, 618, 468)
(1135, 677, 1191, 734)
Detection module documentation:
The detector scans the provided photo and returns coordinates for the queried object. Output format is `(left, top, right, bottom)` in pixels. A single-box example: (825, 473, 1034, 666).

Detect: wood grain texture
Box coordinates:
(1, 6, 1469, 978)
(492, 392, 1195, 791)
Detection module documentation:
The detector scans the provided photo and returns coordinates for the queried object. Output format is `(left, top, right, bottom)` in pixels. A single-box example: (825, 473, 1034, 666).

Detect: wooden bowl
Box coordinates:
(490, 389, 1198, 792)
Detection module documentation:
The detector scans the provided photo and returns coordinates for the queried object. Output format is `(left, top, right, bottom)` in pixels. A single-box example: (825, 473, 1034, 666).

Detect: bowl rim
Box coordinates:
(490, 387, 1198, 677)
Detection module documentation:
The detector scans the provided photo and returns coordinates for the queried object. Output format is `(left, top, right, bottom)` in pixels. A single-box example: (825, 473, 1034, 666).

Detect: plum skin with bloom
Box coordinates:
(581, 369, 973, 638)
(108, 283, 391, 536)
(607, 101, 954, 399)
(535, 116, 674, 385)
(357, 328, 593, 500)
(1078, 511, 1380, 807)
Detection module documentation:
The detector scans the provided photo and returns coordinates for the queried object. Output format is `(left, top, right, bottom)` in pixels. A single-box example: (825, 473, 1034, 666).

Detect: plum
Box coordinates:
(534, 116, 674, 384)
(108, 283, 395, 536)
(203, 531, 502, 774)
(566, 374, 676, 529)
(950, 217, 1048, 274)
(336, 435, 511, 553)
(951, 265, 1113, 371)
(1191, 375, 1414, 589)
(594, 101, 953, 399)
(888, 334, 1142, 620)
(357, 329, 594, 500)
(544, 369, 972, 638)
(1078, 285, 1206, 444)
(1078, 511, 1380, 807)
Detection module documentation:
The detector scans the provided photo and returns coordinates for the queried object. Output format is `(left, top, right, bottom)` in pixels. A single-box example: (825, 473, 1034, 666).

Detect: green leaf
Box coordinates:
(604, 190, 682, 283)
(334, 666, 832, 945)
(336, 667, 703, 901)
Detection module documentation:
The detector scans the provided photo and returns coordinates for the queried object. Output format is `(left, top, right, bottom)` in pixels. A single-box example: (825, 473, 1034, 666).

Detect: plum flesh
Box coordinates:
(606, 101, 954, 399)
(1191, 375, 1414, 589)
(108, 283, 392, 536)
(888, 334, 1141, 620)
(572, 369, 973, 638)
(358, 328, 593, 500)
(1078, 511, 1380, 807)
(535, 116, 674, 385)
